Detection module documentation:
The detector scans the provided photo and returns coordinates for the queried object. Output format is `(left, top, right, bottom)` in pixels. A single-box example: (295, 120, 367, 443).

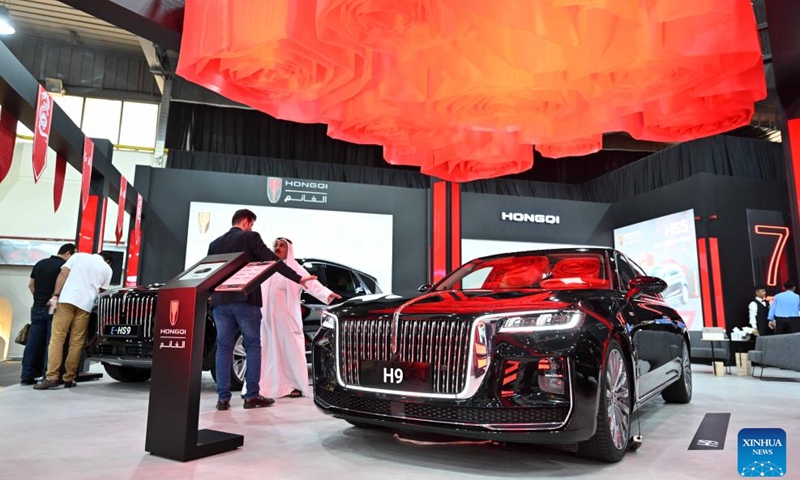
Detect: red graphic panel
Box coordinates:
(116, 177, 127, 245)
(53, 153, 67, 212)
(696, 239, 714, 328)
(708, 238, 726, 330)
(81, 138, 94, 210)
(78, 195, 99, 253)
(754, 225, 790, 287)
(432, 181, 447, 282)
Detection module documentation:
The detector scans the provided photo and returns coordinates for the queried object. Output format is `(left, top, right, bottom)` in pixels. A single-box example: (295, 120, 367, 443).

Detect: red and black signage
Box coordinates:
(116, 176, 127, 245)
(0, 107, 16, 184)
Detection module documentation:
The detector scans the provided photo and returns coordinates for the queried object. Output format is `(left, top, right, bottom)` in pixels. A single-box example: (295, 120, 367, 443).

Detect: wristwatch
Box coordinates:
(52, 293, 60, 297)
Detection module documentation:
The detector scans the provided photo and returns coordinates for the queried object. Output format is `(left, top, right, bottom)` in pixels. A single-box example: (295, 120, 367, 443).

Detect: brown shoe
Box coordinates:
(243, 395, 275, 409)
(216, 400, 230, 411)
(33, 379, 60, 390)
(64, 381, 77, 388)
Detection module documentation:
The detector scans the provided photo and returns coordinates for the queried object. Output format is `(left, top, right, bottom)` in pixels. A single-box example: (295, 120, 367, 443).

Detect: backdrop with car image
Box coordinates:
(135, 166, 426, 297)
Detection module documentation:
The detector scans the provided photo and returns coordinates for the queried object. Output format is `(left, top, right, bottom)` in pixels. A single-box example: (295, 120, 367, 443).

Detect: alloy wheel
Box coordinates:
(682, 343, 692, 395)
(233, 335, 247, 385)
(606, 349, 630, 451)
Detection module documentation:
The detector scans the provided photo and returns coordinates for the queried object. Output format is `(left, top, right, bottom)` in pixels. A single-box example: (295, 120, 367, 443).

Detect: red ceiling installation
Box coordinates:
(177, 0, 766, 182)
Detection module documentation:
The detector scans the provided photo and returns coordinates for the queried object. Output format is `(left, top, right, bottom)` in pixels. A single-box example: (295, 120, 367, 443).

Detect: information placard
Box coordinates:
(214, 261, 276, 293)
(178, 261, 226, 281)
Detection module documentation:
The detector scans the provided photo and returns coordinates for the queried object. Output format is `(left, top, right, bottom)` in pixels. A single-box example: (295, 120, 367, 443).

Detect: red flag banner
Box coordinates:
(116, 176, 127, 245)
(0, 107, 17, 184)
(53, 153, 67, 212)
(32, 85, 53, 183)
(81, 137, 94, 210)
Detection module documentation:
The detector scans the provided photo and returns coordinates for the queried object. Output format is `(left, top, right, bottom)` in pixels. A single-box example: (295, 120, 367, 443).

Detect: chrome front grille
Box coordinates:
(97, 294, 157, 339)
(338, 316, 474, 395)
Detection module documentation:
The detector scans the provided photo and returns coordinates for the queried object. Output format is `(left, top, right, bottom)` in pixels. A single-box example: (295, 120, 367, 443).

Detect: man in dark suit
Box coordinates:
(208, 209, 316, 410)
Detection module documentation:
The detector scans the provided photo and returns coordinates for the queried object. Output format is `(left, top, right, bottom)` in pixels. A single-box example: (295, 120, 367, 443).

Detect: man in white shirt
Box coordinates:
(748, 285, 771, 336)
(34, 251, 113, 390)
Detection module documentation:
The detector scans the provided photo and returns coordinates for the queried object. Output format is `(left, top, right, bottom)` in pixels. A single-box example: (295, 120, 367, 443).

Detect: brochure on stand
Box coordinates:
(214, 261, 278, 295)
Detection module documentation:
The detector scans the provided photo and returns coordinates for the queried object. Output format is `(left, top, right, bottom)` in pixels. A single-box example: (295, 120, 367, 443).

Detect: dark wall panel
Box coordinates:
(136, 167, 427, 297)
(462, 193, 613, 246)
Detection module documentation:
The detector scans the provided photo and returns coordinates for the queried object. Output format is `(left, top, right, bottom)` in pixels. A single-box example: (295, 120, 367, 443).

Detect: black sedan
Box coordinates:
(312, 248, 692, 462)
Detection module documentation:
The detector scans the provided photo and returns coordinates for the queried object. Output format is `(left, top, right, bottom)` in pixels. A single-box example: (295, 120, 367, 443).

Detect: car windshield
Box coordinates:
(435, 252, 611, 291)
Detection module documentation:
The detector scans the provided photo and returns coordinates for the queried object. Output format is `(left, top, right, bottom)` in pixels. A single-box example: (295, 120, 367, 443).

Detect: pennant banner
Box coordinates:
(53, 153, 67, 212)
(116, 176, 127, 245)
(0, 107, 17, 184)
(81, 137, 94, 210)
(32, 85, 53, 183)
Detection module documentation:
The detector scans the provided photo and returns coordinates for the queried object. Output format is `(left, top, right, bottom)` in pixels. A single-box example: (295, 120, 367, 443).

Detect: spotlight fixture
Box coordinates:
(0, 5, 15, 36)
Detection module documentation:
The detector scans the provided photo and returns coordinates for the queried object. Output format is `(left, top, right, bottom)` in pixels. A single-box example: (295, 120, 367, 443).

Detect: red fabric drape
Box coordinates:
(0, 107, 16, 184)
(53, 153, 67, 212)
(177, 0, 766, 182)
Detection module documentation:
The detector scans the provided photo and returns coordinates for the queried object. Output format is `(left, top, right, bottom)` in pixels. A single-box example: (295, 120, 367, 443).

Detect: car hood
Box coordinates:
(331, 289, 609, 318)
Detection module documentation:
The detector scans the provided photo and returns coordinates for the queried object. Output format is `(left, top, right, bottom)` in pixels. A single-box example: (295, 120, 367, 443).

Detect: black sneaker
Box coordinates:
(20, 378, 36, 386)
(243, 395, 275, 409)
(216, 400, 230, 411)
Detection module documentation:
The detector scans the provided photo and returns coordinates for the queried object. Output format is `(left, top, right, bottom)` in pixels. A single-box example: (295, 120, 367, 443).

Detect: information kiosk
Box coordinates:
(144, 253, 278, 462)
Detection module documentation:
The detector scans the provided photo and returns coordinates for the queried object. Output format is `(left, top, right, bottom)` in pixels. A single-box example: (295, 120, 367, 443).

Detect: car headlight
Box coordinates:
(498, 310, 584, 332)
(321, 311, 337, 329)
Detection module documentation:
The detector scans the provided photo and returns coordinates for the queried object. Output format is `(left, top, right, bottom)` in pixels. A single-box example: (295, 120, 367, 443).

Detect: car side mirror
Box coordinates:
(625, 276, 667, 301)
(418, 283, 433, 293)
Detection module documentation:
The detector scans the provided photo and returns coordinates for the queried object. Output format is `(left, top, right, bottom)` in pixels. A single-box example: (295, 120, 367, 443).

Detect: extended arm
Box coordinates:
(51, 268, 70, 302)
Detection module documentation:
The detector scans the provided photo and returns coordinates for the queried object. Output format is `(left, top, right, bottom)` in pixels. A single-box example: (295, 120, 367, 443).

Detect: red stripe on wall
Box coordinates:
(96, 196, 108, 253)
(708, 237, 726, 330)
(697, 239, 714, 328)
(451, 183, 461, 272)
(432, 181, 447, 283)
(788, 119, 800, 227)
(78, 195, 99, 253)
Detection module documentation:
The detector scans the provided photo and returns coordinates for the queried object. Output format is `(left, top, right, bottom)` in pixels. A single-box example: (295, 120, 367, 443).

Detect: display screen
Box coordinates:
(178, 261, 227, 281)
(614, 209, 703, 330)
(215, 261, 276, 292)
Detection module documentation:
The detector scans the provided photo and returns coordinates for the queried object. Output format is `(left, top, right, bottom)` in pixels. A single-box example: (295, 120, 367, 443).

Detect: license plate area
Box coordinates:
(103, 324, 140, 338)
(359, 360, 431, 392)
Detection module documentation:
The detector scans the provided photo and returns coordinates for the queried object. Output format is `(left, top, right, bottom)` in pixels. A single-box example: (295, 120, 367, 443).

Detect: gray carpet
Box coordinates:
(0, 363, 798, 479)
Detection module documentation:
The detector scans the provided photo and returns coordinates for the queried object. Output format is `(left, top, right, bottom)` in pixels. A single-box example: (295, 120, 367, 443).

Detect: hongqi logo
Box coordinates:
(267, 177, 283, 204)
(169, 300, 180, 326)
(738, 428, 786, 477)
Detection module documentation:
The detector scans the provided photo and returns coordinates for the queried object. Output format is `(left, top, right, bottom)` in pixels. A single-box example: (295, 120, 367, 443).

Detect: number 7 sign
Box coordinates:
(754, 225, 790, 287)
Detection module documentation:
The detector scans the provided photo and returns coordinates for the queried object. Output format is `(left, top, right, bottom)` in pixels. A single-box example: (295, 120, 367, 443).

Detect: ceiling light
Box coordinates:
(0, 6, 15, 36)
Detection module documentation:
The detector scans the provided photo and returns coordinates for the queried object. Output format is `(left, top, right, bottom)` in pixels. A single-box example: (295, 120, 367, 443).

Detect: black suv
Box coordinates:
(85, 259, 381, 390)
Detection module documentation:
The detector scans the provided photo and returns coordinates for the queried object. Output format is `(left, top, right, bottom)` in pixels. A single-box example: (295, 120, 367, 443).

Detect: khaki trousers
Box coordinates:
(46, 303, 90, 382)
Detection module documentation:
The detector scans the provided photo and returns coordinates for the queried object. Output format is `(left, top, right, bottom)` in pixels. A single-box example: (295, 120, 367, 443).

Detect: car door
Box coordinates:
(323, 263, 362, 301)
(617, 254, 682, 397)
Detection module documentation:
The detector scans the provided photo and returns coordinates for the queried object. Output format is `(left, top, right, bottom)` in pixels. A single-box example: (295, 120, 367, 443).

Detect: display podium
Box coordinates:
(144, 253, 280, 462)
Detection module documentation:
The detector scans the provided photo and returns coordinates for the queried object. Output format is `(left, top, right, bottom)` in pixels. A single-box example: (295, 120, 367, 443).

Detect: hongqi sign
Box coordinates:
(267, 177, 329, 205)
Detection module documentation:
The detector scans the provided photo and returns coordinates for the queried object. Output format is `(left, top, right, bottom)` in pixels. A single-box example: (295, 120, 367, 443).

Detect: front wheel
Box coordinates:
(102, 363, 151, 382)
(210, 331, 245, 392)
(578, 340, 631, 463)
(662, 340, 692, 404)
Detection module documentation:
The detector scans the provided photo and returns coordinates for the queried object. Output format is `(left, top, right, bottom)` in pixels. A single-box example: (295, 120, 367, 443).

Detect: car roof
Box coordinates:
(470, 247, 614, 263)
(296, 257, 379, 282)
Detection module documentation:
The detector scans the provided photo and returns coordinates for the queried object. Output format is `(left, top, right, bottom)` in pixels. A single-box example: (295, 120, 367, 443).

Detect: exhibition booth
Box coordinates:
(2, 1, 800, 479)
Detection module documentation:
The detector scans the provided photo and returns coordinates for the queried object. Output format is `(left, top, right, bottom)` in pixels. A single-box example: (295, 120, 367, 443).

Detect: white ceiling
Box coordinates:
(4, 0, 142, 54)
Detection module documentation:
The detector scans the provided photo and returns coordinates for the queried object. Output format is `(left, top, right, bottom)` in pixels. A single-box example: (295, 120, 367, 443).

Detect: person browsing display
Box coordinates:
(207, 209, 317, 411)
(246, 237, 340, 400)
(34, 251, 113, 390)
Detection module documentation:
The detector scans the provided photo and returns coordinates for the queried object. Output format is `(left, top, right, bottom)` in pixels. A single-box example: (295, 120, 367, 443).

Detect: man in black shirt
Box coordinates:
(208, 209, 316, 410)
(20, 243, 76, 385)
